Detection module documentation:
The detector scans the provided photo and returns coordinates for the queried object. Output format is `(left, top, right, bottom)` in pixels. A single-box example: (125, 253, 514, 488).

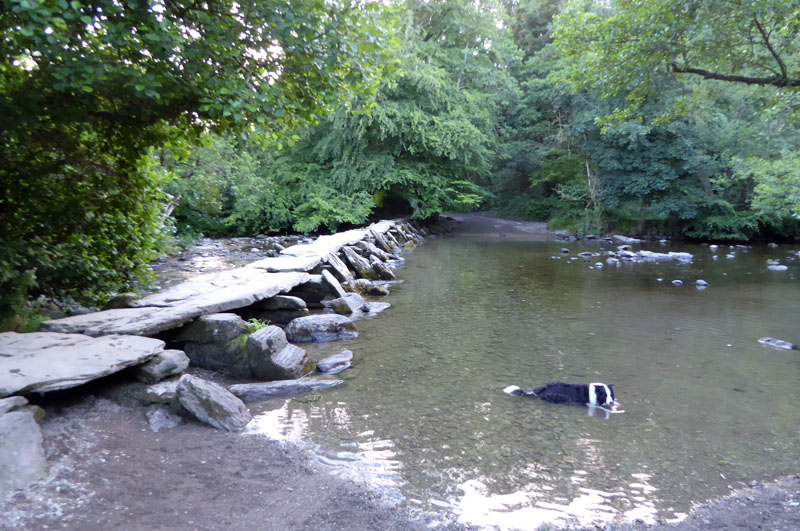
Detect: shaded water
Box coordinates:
(246, 226, 800, 528)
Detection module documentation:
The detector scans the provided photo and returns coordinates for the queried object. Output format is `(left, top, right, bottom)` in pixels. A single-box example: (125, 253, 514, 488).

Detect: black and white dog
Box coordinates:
(504, 382, 615, 406)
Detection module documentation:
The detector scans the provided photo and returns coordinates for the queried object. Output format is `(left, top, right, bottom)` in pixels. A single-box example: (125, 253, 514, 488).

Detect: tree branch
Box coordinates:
(752, 17, 788, 81)
(671, 64, 800, 87)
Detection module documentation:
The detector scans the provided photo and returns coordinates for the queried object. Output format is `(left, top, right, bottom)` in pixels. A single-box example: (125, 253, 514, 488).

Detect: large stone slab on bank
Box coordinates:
(40, 305, 202, 337)
(0, 332, 165, 396)
(133, 270, 310, 312)
(41, 270, 310, 337)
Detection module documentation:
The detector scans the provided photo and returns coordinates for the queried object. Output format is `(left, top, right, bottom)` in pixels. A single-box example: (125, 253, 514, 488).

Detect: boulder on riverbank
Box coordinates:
(0, 402, 47, 499)
(285, 315, 358, 343)
(183, 325, 310, 380)
(133, 349, 190, 384)
(176, 374, 251, 432)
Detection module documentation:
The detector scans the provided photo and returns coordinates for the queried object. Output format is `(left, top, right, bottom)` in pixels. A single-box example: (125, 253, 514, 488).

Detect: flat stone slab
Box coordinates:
(42, 271, 310, 337)
(245, 254, 323, 272)
(40, 305, 202, 337)
(0, 332, 165, 396)
(279, 220, 399, 258)
(133, 270, 310, 312)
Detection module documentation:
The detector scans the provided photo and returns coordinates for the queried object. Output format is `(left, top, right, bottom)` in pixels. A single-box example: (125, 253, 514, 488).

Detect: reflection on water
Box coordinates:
(246, 232, 800, 528)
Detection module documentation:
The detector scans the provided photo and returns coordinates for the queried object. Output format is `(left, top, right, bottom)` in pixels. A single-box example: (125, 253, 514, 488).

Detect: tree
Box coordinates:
(553, 0, 800, 124)
(0, 0, 396, 318)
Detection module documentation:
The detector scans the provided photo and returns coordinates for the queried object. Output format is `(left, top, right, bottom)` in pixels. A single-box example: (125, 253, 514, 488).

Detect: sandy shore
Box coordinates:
(0, 393, 462, 531)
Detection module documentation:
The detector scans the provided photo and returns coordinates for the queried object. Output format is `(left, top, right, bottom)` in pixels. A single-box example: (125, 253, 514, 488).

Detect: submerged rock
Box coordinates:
(316, 350, 354, 375)
(758, 337, 797, 350)
(326, 293, 368, 315)
(767, 264, 789, 271)
(695, 279, 710, 287)
(285, 315, 358, 343)
(228, 378, 343, 402)
(672, 280, 683, 285)
(349, 279, 389, 297)
(176, 374, 251, 431)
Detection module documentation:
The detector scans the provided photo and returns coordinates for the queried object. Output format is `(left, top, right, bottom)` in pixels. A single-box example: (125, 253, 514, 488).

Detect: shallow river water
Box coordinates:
(245, 220, 800, 528)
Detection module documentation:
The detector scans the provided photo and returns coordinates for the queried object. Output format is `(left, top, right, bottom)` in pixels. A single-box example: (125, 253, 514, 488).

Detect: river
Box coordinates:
(244, 215, 800, 528)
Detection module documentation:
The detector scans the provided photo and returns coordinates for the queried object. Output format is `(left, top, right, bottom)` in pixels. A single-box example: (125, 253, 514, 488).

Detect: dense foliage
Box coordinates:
(3, 0, 799, 325)
(1, 0, 395, 321)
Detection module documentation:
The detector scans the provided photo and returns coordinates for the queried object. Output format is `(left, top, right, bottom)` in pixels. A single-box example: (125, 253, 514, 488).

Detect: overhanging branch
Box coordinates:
(671, 64, 800, 88)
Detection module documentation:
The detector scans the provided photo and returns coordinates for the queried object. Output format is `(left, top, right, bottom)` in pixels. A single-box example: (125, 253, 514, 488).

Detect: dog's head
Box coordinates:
(588, 383, 614, 406)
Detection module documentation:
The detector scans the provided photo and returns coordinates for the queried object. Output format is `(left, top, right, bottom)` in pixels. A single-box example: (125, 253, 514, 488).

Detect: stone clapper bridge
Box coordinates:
(0, 220, 430, 497)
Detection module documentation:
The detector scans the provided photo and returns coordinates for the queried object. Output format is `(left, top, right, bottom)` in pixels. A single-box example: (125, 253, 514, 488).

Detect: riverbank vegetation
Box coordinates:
(2, 0, 799, 322)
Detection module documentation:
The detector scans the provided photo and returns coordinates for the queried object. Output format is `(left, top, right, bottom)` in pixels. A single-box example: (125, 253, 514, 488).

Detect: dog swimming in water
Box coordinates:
(504, 382, 614, 406)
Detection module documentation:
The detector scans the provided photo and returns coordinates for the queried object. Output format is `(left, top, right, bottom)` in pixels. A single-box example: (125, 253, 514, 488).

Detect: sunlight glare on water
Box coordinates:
(246, 224, 800, 528)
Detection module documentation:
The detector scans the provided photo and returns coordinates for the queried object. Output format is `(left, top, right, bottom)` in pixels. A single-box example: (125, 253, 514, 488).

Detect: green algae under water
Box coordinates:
(246, 228, 800, 528)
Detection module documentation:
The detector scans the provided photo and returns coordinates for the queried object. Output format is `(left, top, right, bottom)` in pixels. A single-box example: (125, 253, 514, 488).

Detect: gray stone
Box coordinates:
(324, 252, 355, 284)
(251, 309, 310, 324)
(255, 295, 308, 312)
(326, 293, 368, 315)
(321, 269, 348, 299)
(97, 379, 179, 408)
(183, 326, 309, 380)
(356, 241, 391, 261)
(244, 326, 310, 380)
(146, 405, 184, 432)
(285, 315, 359, 343)
(0, 332, 165, 397)
(176, 374, 251, 432)
(0, 409, 47, 499)
(342, 246, 379, 280)
(695, 279, 710, 287)
(286, 275, 330, 305)
(767, 264, 789, 271)
(229, 378, 343, 402)
(40, 305, 203, 337)
(175, 313, 248, 343)
(245, 255, 322, 272)
(349, 279, 390, 297)
(369, 228, 394, 253)
(370, 255, 397, 281)
(0, 396, 28, 415)
(316, 350, 354, 375)
(133, 349, 190, 384)
(133, 270, 310, 314)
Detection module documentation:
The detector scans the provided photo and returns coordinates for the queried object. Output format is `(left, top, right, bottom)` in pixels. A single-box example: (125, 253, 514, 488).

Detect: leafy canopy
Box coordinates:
(0, 0, 397, 314)
(553, 0, 800, 124)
